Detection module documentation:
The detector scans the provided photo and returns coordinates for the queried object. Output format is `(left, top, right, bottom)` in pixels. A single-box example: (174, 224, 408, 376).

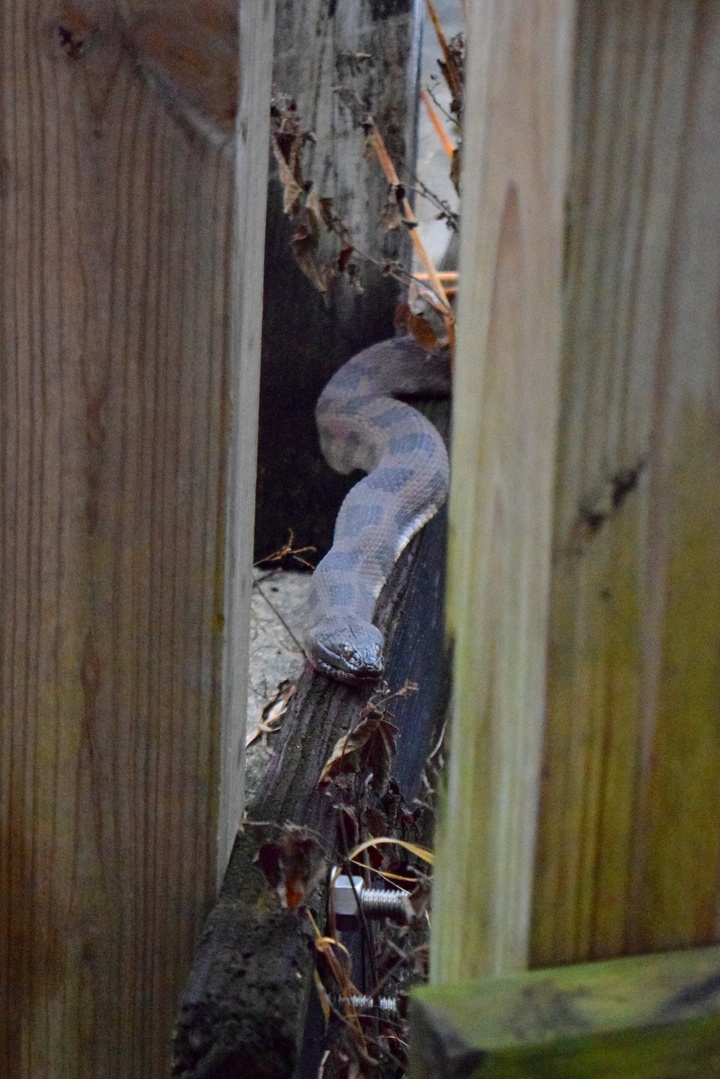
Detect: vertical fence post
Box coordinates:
(430, 0, 575, 983)
(533, 0, 720, 967)
(0, 1, 272, 1072)
(218, 0, 275, 878)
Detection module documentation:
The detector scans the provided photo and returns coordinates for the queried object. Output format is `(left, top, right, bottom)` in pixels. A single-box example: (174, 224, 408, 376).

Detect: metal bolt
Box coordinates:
(335, 993, 400, 1018)
(331, 873, 413, 922)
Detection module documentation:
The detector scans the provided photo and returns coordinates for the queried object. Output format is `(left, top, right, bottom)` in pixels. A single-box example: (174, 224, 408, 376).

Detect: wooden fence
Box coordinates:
(6, 0, 720, 1074)
(413, 1, 720, 1073)
(0, 2, 273, 1073)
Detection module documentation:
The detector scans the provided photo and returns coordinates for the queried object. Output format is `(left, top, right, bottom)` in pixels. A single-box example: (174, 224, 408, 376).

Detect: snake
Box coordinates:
(304, 335, 451, 686)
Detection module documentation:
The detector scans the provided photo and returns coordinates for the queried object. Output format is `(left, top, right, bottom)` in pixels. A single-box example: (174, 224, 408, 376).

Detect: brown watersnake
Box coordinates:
(304, 335, 451, 685)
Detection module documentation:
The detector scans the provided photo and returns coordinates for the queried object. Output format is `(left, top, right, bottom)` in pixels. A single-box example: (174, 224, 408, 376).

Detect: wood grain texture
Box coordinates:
(411, 946, 720, 1078)
(218, 0, 275, 877)
(256, 0, 421, 557)
(430, 1, 574, 983)
(532, 0, 720, 966)
(121, 0, 240, 146)
(0, 2, 270, 1073)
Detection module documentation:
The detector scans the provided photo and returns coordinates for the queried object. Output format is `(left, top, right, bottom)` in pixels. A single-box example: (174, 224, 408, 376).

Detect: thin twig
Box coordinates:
(254, 528, 317, 571)
(400, 166, 459, 230)
(325, 210, 452, 318)
(404, 184, 459, 230)
(424, 82, 456, 126)
(369, 128, 452, 316)
(371, 943, 429, 997)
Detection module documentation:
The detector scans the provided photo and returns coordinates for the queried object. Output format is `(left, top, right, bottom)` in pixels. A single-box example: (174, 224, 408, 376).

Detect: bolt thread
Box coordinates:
(360, 887, 408, 917)
(338, 994, 399, 1017)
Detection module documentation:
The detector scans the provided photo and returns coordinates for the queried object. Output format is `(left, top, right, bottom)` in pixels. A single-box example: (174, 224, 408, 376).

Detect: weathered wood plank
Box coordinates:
(411, 946, 720, 1078)
(256, 0, 421, 557)
(219, 0, 276, 876)
(430, 0, 575, 982)
(0, 2, 271, 1073)
(532, 0, 720, 966)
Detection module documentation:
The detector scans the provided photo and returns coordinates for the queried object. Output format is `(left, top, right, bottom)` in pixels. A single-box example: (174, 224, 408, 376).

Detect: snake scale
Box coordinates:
(304, 335, 451, 685)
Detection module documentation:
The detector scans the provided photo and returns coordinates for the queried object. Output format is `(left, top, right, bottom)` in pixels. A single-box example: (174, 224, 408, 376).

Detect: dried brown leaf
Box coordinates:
(379, 200, 403, 232)
(271, 134, 302, 215)
(337, 244, 355, 273)
(318, 709, 398, 794)
(291, 224, 335, 295)
(304, 182, 326, 232)
(245, 679, 296, 747)
(379, 184, 406, 232)
(255, 824, 326, 911)
(363, 807, 389, 838)
(406, 311, 440, 351)
(319, 196, 335, 229)
(450, 143, 462, 193)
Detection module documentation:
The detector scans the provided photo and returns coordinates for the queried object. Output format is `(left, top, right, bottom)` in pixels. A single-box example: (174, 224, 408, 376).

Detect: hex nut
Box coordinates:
(332, 874, 365, 916)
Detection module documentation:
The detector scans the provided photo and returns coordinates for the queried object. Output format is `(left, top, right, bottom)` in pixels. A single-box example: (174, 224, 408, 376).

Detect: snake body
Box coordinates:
(305, 335, 450, 685)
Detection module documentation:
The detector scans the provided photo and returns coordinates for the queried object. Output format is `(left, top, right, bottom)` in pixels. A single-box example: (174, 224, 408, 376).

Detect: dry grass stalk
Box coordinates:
(425, 0, 463, 101)
(415, 271, 458, 283)
(421, 89, 455, 159)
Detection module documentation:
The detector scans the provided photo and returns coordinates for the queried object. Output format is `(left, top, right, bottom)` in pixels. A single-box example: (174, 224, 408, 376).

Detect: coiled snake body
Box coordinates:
(305, 336, 450, 685)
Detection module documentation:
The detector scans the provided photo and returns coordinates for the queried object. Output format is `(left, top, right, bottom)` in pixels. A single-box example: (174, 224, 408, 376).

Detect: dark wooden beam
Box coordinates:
(173, 407, 449, 1078)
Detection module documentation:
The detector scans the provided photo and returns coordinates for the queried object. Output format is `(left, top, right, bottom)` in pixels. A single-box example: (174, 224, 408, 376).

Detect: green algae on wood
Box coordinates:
(410, 947, 720, 1077)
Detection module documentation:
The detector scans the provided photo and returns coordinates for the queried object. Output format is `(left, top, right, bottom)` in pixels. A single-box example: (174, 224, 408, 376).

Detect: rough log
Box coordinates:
(174, 416, 450, 1078)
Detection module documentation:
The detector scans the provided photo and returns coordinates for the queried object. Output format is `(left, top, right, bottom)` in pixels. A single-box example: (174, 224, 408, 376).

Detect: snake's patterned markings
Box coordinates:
(305, 336, 450, 685)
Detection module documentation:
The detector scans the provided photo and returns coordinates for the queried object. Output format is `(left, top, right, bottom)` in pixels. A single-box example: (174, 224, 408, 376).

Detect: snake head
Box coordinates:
(304, 619, 384, 686)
